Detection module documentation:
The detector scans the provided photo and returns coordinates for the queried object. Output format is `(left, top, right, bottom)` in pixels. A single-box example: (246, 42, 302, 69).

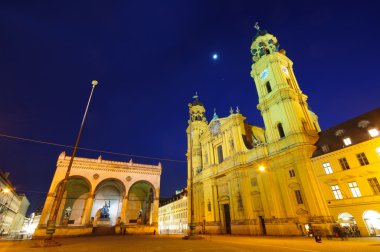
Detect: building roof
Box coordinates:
(312, 107, 380, 158)
(159, 189, 187, 207)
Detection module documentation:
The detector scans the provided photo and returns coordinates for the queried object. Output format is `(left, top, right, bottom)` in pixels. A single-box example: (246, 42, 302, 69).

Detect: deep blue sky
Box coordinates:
(1, 0, 379, 214)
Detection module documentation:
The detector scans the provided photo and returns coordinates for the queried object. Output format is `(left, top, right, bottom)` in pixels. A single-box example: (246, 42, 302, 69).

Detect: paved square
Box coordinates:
(1, 235, 380, 252)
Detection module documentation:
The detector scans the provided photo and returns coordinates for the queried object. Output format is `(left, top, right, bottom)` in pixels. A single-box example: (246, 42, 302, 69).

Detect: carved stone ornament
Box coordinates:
(126, 176, 132, 182)
(93, 173, 99, 180)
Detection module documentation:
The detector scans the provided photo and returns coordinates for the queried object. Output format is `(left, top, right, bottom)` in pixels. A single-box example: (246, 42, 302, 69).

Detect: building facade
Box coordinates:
(186, 27, 335, 236)
(34, 152, 161, 237)
(0, 171, 30, 236)
(158, 189, 188, 234)
(21, 209, 42, 238)
(312, 108, 380, 236)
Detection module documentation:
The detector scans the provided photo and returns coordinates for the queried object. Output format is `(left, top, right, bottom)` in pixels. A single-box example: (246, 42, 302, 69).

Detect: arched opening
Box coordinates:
(338, 212, 359, 236)
(126, 181, 155, 225)
(56, 176, 91, 226)
(91, 179, 125, 226)
(363, 210, 380, 236)
(277, 123, 285, 138)
(266, 81, 272, 93)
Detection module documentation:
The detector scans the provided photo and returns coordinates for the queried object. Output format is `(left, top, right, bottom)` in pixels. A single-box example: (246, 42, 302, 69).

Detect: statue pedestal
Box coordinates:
(97, 218, 111, 226)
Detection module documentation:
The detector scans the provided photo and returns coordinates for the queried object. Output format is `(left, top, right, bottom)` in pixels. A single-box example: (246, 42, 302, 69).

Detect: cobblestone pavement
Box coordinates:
(1, 235, 380, 252)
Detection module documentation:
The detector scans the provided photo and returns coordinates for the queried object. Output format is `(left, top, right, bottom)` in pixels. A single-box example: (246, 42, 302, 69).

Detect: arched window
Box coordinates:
(278, 123, 285, 138)
(302, 121, 307, 131)
(266, 81, 272, 93)
(286, 79, 294, 89)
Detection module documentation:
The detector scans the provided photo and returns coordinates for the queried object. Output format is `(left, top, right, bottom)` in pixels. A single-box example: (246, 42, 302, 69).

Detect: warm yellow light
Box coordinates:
(343, 137, 351, 146)
(369, 128, 379, 137)
(259, 166, 265, 171)
(2, 187, 10, 193)
(182, 196, 187, 200)
(376, 147, 380, 155)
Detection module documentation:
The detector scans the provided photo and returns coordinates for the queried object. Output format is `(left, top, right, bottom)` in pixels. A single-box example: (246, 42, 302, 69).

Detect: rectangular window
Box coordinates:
(338, 158, 350, 170)
(368, 177, 380, 195)
(251, 177, 258, 186)
(348, 181, 362, 197)
(294, 190, 303, 204)
(230, 139, 234, 150)
(343, 137, 352, 146)
(331, 185, 343, 199)
(376, 147, 380, 156)
(368, 128, 379, 137)
(356, 152, 369, 166)
(217, 145, 223, 164)
(323, 162, 333, 174)
(289, 169, 296, 177)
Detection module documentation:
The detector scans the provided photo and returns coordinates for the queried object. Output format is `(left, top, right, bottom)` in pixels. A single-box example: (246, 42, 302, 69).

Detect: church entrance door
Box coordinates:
(223, 204, 231, 234)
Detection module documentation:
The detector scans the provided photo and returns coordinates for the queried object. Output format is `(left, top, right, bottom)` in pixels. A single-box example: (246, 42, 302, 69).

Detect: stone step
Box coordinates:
(93, 226, 115, 236)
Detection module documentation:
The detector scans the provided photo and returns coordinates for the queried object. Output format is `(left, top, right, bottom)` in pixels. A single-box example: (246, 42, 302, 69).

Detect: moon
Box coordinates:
(212, 53, 218, 60)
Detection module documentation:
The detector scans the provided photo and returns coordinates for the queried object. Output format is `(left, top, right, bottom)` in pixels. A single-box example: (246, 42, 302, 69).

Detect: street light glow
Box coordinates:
(259, 166, 265, 171)
(2, 187, 10, 193)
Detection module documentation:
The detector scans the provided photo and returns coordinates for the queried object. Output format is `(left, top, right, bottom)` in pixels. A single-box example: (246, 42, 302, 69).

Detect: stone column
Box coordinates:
(120, 196, 128, 224)
(151, 198, 159, 226)
(39, 193, 55, 226)
(81, 194, 95, 225)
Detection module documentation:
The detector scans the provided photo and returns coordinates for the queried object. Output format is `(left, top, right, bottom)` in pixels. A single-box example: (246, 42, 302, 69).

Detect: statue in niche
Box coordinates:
(138, 209, 142, 218)
(64, 206, 72, 219)
(100, 201, 110, 219)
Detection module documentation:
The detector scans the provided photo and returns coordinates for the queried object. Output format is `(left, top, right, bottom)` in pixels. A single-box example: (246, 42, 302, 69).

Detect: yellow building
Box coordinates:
(312, 108, 380, 236)
(186, 26, 333, 236)
(158, 190, 188, 234)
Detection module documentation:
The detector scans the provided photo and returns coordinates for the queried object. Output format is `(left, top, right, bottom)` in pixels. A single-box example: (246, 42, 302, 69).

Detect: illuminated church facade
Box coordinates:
(186, 26, 335, 236)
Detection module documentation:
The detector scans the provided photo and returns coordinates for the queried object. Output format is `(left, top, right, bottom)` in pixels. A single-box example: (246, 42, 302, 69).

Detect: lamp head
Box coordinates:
(92, 80, 99, 86)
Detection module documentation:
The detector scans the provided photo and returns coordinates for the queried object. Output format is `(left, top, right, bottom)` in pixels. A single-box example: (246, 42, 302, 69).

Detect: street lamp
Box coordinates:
(44, 80, 98, 245)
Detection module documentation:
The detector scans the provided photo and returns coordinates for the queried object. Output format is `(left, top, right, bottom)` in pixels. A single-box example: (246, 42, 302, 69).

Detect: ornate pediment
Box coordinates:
(296, 208, 308, 215)
(288, 182, 300, 190)
(218, 195, 230, 203)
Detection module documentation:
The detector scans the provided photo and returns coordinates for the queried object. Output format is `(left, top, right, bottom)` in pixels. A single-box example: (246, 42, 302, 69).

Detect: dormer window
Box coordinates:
(343, 137, 352, 146)
(368, 128, 379, 137)
(321, 145, 329, 153)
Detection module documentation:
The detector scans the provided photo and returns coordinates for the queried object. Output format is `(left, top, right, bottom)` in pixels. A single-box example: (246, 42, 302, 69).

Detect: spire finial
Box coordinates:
(254, 22, 260, 31)
(192, 91, 198, 101)
(236, 106, 240, 114)
(213, 108, 219, 120)
(230, 107, 234, 114)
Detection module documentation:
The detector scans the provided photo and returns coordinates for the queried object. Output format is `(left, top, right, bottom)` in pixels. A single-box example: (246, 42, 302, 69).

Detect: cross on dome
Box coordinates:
(254, 22, 260, 31)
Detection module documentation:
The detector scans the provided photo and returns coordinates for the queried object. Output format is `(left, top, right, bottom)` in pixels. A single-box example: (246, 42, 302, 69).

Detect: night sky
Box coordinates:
(1, 0, 379, 214)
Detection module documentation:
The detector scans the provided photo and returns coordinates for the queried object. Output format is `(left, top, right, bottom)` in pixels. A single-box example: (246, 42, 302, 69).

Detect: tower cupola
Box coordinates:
(188, 92, 207, 124)
(250, 23, 279, 63)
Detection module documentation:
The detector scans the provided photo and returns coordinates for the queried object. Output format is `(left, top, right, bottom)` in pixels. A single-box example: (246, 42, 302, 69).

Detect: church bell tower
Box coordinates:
(250, 24, 320, 152)
(187, 93, 208, 177)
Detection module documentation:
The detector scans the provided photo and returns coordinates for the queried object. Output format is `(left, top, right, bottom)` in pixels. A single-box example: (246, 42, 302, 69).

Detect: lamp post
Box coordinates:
(45, 80, 98, 243)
